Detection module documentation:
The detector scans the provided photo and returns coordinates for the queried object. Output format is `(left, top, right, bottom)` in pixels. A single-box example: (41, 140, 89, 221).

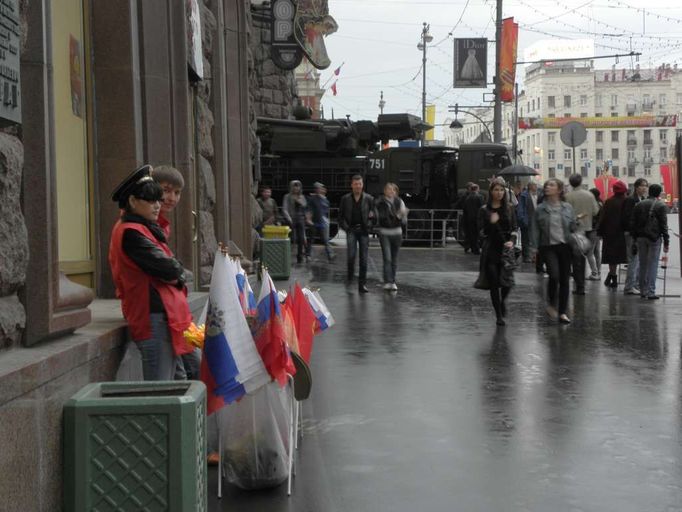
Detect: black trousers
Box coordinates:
(540, 243, 572, 315)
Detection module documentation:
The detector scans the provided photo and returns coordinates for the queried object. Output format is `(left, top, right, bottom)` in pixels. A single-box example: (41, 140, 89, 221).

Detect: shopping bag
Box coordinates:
(221, 381, 292, 490)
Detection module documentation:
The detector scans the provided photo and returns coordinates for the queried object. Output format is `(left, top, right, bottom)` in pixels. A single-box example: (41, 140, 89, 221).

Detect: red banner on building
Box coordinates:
(499, 17, 518, 102)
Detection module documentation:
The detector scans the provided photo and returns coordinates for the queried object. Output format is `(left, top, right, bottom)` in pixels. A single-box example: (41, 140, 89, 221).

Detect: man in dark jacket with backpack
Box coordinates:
(338, 175, 376, 293)
(631, 184, 669, 300)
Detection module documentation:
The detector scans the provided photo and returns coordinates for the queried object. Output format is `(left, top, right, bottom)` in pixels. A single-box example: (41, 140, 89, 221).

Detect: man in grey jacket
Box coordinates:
(565, 174, 600, 295)
(338, 175, 376, 293)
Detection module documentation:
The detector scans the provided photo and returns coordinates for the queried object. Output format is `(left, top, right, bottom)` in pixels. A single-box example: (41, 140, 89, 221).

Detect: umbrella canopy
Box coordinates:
(496, 164, 539, 177)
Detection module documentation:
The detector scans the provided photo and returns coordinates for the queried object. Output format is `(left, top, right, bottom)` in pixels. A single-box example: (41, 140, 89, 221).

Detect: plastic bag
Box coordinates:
(220, 381, 292, 490)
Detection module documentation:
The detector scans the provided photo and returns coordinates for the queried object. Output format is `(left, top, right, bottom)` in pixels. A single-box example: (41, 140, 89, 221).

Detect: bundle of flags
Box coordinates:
(200, 252, 271, 414)
(199, 252, 335, 414)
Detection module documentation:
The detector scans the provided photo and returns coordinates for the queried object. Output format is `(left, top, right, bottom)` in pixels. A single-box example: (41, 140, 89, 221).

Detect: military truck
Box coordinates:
(257, 112, 512, 239)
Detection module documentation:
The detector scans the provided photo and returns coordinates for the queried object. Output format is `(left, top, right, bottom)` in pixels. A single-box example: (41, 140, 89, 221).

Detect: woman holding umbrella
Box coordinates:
(477, 177, 518, 326)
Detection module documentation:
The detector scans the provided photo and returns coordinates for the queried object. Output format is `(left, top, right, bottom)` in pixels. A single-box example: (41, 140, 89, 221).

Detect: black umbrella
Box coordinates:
(496, 164, 539, 177)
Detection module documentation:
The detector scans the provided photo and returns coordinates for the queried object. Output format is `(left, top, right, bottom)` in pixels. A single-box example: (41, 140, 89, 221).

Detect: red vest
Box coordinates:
(109, 220, 193, 356)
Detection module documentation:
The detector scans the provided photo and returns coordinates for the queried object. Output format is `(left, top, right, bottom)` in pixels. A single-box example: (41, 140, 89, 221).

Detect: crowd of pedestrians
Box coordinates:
(470, 174, 671, 326)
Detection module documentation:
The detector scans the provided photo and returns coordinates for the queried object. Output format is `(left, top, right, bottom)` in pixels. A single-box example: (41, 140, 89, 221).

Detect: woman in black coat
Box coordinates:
(597, 180, 628, 288)
(477, 178, 518, 326)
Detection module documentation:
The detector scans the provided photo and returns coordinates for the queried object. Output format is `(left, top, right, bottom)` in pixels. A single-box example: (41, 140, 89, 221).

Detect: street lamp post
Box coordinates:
(418, 23, 433, 146)
(448, 103, 494, 142)
(378, 90, 385, 115)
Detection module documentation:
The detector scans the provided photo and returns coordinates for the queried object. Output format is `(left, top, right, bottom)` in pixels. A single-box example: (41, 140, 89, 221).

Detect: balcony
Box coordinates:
(626, 103, 637, 115)
(643, 138, 653, 147)
(643, 156, 654, 164)
(642, 101, 655, 112)
(627, 157, 638, 165)
(626, 136, 637, 147)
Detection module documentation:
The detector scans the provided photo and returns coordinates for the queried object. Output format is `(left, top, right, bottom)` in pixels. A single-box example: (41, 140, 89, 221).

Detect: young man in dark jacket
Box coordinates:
(338, 175, 376, 293)
(462, 184, 485, 254)
(631, 183, 669, 300)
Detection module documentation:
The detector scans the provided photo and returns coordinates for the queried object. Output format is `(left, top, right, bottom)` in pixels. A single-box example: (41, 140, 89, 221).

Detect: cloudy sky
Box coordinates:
(320, 0, 682, 137)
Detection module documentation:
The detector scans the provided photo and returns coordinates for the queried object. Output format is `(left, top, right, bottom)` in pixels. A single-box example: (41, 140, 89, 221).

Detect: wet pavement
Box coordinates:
(209, 238, 682, 512)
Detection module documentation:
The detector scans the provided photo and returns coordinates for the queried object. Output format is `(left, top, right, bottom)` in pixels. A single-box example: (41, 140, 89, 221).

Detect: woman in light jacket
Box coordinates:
(530, 178, 577, 324)
(375, 183, 408, 291)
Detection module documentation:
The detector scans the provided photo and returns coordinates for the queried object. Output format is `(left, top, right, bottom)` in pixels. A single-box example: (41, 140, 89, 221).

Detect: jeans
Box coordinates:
(586, 231, 601, 275)
(379, 232, 402, 284)
(637, 237, 662, 297)
(174, 348, 202, 380)
(624, 232, 640, 291)
(520, 225, 531, 261)
(292, 220, 308, 261)
(347, 227, 369, 285)
(310, 222, 333, 259)
(136, 313, 176, 381)
(540, 243, 572, 315)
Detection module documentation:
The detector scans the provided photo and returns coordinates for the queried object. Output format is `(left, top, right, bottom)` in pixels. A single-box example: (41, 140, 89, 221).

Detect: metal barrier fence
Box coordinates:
(271, 206, 463, 248)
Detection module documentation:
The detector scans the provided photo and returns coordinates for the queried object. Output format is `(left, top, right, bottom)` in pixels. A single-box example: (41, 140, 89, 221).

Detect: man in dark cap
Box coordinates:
(109, 165, 193, 380)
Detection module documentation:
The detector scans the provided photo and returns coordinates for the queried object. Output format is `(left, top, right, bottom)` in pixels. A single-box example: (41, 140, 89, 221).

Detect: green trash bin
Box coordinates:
(63, 381, 207, 512)
(261, 238, 291, 280)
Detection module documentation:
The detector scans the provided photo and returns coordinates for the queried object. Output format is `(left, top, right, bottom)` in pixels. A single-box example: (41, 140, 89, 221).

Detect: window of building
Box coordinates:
(548, 132, 556, 144)
(564, 166, 572, 178)
(595, 94, 602, 107)
(611, 112, 619, 117)
(564, 95, 571, 107)
(580, 113, 588, 117)
(564, 149, 572, 160)
(548, 95, 555, 108)
(660, 129, 668, 144)
(580, 148, 587, 159)
(643, 94, 652, 110)
(628, 166, 635, 177)
(580, 95, 587, 106)
(611, 131, 619, 142)
(644, 166, 652, 177)
(548, 113, 555, 118)
(661, 147, 667, 161)
(627, 149, 635, 161)
(677, 93, 682, 105)
(596, 131, 604, 142)
(564, 113, 571, 118)
(548, 149, 555, 160)
(612, 165, 619, 177)
(596, 148, 603, 161)
(643, 129, 652, 144)
(532, 99, 535, 111)
(595, 113, 602, 117)
(659, 93, 666, 107)
(580, 166, 587, 177)
(549, 167, 556, 178)
(611, 148, 619, 159)
(611, 94, 618, 107)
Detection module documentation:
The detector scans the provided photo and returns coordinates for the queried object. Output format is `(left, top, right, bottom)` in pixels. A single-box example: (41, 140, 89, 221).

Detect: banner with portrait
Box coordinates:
(453, 38, 487, 88)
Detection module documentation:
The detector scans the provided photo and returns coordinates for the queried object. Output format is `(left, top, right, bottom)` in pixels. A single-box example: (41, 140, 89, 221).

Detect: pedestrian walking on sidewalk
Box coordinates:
(597, 180, 628, 289)
(530, 178, 577, 324)
(632, 184, 669, 300)
(477, 178, 518, 326)
(517, 181, 538, 263)
(621, 178, 648, 295)
(375, 183, 408, 291)
(586, 188, 603, 281)
(308, 182, 334, 261)
(338, 175, 376, 293)
(565, 174, 600, 295)
(462, 183, 485, 254)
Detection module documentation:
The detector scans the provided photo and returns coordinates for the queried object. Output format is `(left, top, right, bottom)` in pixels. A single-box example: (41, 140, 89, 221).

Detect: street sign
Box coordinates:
(453, 38, 487, 88)
(560, 121, 587, 147)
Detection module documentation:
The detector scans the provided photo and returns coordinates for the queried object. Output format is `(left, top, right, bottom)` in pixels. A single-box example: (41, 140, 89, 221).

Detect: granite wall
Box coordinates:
(196, 0, 219, 286)
(0, 0, 29, 350)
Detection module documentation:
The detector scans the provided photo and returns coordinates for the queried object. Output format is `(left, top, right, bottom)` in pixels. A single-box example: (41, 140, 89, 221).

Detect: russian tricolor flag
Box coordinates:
(200, 252, 270, 414)
(233, 259, 257, 316)
(253, 270, 296, 387)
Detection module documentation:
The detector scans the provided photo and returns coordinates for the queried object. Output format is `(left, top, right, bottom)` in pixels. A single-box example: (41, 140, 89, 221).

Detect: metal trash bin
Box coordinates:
(261, 238, 292, 280)
(63, 381, 207, 512)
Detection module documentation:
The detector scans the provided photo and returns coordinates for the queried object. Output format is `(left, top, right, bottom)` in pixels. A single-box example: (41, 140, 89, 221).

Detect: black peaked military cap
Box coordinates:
(111, 165, 154, 205)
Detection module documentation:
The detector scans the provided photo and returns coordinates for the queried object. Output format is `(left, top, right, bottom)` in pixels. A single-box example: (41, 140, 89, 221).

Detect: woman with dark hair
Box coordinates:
(586, 187, 603, 280)
(109, 165, 193, 381)
(530, 178, 576, 324)
(597, 180, 628, 288)
(477, 177, 518, 326)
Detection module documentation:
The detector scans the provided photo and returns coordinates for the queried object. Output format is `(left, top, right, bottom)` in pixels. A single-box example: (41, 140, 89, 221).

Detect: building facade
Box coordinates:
(457, 61, 682, 195)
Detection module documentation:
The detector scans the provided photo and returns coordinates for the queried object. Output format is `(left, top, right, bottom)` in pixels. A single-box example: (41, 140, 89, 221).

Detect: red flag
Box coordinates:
(280, 300, 300, 355)
(291, 283, 318, 363)
(331, 82, 337, 96)
(334, 63, 343, 76)
(499, 18, 518, 102)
